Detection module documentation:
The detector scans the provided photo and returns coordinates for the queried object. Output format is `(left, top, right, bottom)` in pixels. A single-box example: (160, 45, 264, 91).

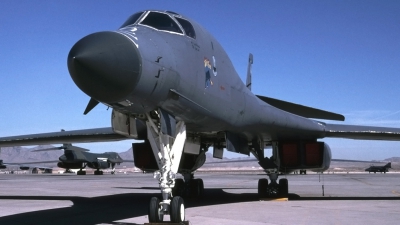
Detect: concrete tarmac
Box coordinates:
(0, 172, 400, 225)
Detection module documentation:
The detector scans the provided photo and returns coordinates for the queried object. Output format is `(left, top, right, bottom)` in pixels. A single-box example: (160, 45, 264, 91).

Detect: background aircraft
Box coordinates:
(0, 8, 400, 223)
(365, 162, 391, 173)
(0, 148, 53, 173)
(0, 159, 53, 173)
(33, 143, 126, 175)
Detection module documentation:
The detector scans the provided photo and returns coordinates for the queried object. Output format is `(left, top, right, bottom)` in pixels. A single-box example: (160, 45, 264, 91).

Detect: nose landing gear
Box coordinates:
(145, 110, 187, 223)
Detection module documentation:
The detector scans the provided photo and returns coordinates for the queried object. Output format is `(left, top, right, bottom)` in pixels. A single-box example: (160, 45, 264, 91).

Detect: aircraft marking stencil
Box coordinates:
(1, 9, 400, 223)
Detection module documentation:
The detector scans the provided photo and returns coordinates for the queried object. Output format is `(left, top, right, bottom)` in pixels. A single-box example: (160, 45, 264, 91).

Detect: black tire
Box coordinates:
(148, 197, 163, 222)
(190, 179, 201, 197)
(170, 196, 185, 223)
(77, 170, 86, 175)
(279, 178, 289, 197)
(258, 178, 268, 198)
(197, 179, 204, 196)
(173, 178, 185, 197)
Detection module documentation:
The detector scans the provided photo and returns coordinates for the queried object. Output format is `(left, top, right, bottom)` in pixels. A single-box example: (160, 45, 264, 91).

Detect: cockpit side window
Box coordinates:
(120, 12, 144, 28)
(140, 12, 183, 34)
(175, 18, 196, 39)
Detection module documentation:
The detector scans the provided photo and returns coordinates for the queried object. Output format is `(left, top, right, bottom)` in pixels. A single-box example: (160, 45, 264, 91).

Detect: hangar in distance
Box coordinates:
(1, 10, 400, 223)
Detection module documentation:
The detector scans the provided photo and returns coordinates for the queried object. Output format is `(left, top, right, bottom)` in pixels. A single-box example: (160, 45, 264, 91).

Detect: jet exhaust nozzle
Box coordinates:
(67, 31, 141, 103)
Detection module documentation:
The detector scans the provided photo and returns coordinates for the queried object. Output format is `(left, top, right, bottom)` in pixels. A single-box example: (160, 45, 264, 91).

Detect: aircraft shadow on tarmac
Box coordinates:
(1, 189, 400, 225)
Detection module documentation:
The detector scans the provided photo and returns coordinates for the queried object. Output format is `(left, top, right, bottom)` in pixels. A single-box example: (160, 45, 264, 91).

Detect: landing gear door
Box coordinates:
(111, 109, 138, 138)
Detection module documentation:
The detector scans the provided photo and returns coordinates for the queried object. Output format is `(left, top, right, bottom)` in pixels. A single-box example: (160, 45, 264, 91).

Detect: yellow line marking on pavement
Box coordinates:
(391, 190, 400, 196)
(260, 198, 288, 201)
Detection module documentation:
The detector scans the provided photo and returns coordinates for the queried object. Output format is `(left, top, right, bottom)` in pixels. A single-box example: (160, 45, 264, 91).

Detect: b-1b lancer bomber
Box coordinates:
(33, 143, 124, 175)
(1, 10, 400, 223)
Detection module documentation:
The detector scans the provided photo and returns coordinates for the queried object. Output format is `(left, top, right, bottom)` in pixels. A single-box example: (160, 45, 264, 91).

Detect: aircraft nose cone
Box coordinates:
(68, 31, 141, 103)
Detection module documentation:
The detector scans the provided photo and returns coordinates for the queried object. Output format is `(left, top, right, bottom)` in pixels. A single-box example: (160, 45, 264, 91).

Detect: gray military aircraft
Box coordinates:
(365, 162, 391, 173)
(0, 159, 54, 173)
(33, 143, 124, 175)
(1, 10, 400, 223)
(0, 148, 53, 172)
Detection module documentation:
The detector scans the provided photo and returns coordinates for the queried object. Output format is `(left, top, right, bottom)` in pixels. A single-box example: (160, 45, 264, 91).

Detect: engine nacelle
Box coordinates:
(276, 141, 331, 173)
(19, 166, 30, 170)
(57, 162, 84, 169)
(87, 160, 109, 169)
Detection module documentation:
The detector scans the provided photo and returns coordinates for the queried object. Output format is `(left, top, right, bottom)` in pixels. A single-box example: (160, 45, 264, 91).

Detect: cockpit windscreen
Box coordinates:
(140, 12, 183, 34)
(175, 17, 196, 39)
(120, 12, 144, 28)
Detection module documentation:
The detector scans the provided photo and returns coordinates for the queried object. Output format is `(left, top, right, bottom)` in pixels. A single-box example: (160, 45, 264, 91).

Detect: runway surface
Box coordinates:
(0, 172, 400, 225)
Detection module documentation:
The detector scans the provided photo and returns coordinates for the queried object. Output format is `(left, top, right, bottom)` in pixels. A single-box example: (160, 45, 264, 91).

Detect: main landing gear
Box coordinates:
(94, 169, 103, 175)
(258, 173, 289, 198)
(173, 173, 204, 198)
(77, 168, 86, 175)
(111, 163, 116, 175)
(145, 110, 187, 223)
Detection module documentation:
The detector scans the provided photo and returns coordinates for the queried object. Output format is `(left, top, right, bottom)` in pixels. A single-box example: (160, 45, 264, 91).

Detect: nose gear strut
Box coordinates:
(146, 109, 187, 223)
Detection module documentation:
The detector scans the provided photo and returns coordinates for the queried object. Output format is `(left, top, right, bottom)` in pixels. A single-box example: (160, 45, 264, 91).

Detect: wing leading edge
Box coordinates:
(324, 123, 400, 140)
(257, 95, 345, 121)
(0, 127, 130, 147)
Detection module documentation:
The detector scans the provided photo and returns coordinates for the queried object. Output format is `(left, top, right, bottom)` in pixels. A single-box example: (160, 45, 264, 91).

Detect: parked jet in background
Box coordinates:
(365, 162, 391, 173)
(0, 148, 53, 172)
(2, 10, 400, 223)
(34, 143, 125, 175)
(0, 159, 53, 173)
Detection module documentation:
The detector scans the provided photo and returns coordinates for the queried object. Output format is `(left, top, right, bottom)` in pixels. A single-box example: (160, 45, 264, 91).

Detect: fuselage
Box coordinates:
(68, 10, 325, 143)
(59, 150, 123, 164)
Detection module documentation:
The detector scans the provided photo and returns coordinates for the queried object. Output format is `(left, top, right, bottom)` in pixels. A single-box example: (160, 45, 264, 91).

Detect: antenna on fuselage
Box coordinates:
(246, 53, 253, 91)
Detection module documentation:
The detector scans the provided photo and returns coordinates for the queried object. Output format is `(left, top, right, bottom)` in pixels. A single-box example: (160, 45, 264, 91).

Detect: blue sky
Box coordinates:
(0, 1, 399, 160)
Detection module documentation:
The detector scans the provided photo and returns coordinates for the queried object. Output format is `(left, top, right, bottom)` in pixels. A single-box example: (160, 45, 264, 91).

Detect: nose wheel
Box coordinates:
(148, 196, 185, 223)
(170, 196, 185, 222)
(148, 197, 164, 222)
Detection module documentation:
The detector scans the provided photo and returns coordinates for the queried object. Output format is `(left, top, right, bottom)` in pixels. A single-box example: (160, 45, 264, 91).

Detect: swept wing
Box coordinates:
(0, 127, 129, 147)
(324, 123, 400, 140)
(257, 95, 345, 121)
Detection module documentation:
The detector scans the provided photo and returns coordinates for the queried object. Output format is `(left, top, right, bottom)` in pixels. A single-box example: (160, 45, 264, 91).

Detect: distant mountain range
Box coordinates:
(384, 157, 400, 162)
(1, 146, 62, 162)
